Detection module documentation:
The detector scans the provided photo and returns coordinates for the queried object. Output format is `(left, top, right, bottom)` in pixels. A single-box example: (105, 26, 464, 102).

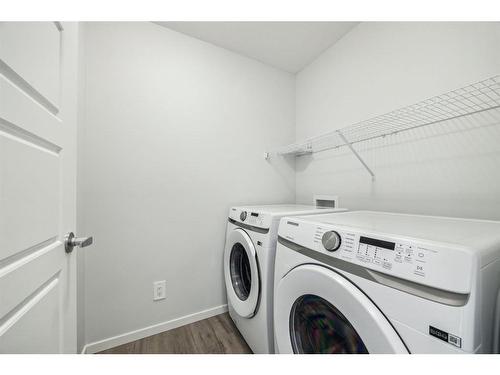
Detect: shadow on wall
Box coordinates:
(294, 108, 500, 219)
(267, 152, 296, 194)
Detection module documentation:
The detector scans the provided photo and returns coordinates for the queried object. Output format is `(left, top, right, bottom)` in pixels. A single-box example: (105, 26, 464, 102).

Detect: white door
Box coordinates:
(0, 22, 82, 353)
(274, 264, 409, 354)
(224, 228, 260, 318)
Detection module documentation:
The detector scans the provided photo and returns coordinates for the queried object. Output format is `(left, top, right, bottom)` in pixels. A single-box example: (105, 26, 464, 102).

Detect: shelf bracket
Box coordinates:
(336, 130, 375, 181)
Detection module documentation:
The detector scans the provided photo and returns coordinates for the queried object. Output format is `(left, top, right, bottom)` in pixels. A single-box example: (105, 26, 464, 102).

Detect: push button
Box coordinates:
(358, 243, 367, 254)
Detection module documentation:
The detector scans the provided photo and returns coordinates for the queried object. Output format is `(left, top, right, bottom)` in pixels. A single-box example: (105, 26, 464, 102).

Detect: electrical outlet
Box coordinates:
(153, 280, 166, 301)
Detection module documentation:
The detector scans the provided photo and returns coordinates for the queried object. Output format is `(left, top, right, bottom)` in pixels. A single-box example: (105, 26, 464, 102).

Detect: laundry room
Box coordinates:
(2, 0, 500, 372)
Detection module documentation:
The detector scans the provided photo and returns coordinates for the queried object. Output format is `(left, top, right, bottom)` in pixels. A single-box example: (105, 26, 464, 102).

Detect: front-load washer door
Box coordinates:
(224, 228, 260, 318)
(275, 264, 408, 354)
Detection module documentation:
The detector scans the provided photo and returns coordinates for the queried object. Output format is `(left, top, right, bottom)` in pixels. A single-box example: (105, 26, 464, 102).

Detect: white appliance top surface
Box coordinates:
(293, 211, 500, 254)
(233, 204, 343, 216)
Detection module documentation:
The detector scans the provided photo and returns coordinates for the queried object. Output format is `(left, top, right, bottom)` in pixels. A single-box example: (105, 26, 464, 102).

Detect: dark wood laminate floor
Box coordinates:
(98, 313, 253, 354)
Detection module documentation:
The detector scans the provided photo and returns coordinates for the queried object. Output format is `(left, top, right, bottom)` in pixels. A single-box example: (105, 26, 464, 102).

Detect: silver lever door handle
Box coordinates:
(64, 232, 94, 253)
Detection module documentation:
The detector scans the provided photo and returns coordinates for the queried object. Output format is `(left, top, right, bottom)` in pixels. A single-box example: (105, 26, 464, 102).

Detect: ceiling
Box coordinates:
(154, 22, 358, 73)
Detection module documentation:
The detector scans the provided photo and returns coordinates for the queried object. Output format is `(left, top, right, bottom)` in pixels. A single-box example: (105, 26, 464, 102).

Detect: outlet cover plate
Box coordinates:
(153, 280, 166, 301)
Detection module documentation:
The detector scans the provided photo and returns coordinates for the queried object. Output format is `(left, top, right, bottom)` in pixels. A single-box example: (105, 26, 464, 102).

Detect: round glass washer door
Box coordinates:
(274, 264, 408, 354)
(290, 294, 368, 353)
(224, 228, 260, 318)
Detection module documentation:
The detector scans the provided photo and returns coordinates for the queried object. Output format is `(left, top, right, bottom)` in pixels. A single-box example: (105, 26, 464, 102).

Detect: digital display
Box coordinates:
(360, 236, 395, 251)
(251, 212, 259, 217)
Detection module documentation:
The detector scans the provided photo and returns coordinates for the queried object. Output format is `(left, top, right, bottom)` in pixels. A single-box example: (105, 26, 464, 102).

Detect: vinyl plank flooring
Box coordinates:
(97, 312, 252, 354)
(209, 314, 253, 354)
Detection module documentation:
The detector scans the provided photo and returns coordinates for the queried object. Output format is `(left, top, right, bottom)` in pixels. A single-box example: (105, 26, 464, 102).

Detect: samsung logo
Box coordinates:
(287, 221, 299, 226)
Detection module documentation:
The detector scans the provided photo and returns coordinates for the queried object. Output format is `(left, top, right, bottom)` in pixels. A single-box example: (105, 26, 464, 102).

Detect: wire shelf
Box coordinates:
(269, 75, 500, 159)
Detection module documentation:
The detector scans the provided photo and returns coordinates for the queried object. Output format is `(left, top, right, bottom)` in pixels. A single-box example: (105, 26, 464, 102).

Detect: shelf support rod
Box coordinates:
(336, 130, 375, 181)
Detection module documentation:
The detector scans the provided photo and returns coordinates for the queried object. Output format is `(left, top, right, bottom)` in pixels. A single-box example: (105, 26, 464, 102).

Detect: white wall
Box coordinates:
(295, 22, 500, 220)
(79, 22, 295, 349)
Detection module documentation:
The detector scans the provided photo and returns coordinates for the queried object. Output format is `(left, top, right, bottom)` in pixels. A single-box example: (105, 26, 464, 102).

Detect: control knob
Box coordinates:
(322, 231, 341, 252)
(240, 211, 247, 221)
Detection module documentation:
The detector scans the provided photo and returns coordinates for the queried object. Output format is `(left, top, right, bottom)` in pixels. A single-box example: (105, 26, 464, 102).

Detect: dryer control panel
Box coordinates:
(229, 208, 270, 229)
(281, 218, 473, 294)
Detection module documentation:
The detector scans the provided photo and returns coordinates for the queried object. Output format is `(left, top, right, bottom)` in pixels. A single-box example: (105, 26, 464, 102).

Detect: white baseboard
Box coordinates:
(82, 304, 228, 354)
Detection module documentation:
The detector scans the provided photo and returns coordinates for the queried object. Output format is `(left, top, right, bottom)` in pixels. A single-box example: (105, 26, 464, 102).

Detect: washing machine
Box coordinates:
(274, 211, 500, 354)
(224, 204, 347, 354)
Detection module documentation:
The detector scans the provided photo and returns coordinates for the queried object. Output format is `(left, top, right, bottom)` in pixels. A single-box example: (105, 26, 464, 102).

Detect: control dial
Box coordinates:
(322, 231, 341, 252)
(240, 211, 247, 221)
